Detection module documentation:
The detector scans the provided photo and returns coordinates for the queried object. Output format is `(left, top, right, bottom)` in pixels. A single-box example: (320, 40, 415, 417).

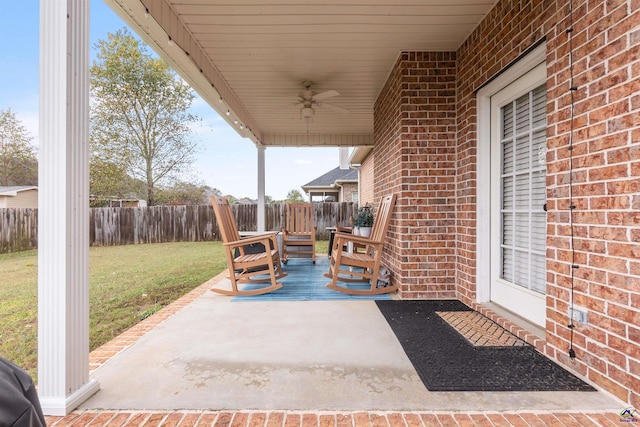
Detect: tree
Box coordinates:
(90, 28, 200, 206)
(285, 189, 305, 203)
(155, 181, 212, 205)
(0, 108, 38, 186)
(89, 158, 146, 207)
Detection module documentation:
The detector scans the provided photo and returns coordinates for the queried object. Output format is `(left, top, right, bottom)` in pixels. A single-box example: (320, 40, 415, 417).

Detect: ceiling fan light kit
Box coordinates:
(290, 81, 349, 122)
(300, 106, 315, 118)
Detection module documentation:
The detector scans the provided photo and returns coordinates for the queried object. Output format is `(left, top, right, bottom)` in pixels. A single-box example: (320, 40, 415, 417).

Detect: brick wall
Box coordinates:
(359, 155, 375, 205)
(339, 182, 358, 203)
(374, 0, 639, 407)
(545, 0, 640, 406)
(374, 52, 458, 298)
(455, 0, 640, 407)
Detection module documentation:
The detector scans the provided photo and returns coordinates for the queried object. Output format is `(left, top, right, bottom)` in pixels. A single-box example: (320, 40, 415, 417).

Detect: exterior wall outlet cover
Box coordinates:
(568, 306, 588, 324)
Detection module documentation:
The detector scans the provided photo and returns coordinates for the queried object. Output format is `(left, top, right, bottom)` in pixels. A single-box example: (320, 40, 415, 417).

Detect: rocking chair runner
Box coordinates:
(210, 195, 287, 296)
(281, 203, 317, 264)
(325, 194, 397, 295)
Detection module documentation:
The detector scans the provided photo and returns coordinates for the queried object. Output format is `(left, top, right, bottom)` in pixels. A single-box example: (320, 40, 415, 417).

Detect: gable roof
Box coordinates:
(233, 197, 257, 204)
(0, 186, 38, 197)
(302, 167, 357, 189)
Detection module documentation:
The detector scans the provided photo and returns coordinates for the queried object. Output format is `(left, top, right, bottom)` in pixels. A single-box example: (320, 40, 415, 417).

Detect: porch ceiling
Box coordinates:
(106, 0, 496, 147)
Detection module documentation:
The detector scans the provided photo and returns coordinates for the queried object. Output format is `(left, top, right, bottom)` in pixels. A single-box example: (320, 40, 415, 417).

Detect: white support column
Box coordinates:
(38, 0, 100, 415)
(257, 145, 266, 232)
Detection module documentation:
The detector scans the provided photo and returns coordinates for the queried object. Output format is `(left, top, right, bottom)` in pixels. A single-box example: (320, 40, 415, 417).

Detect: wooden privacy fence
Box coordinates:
(0, 202, 356, 252)
(0, 208, 38, 253)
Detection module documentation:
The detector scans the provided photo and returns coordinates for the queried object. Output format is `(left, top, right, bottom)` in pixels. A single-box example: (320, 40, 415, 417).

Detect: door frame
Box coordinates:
(476, 43, 546, 318)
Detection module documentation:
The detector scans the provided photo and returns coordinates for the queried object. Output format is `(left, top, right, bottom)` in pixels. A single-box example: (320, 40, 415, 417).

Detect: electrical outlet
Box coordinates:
(568, 306, 588, 324)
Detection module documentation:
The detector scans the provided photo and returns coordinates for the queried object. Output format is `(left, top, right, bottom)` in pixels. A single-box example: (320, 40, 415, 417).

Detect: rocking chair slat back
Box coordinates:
(281, 203, 316, 263)
(285, 203, 315, 236)
(211, 195, 241, 244)
(370, 194, 396, 242)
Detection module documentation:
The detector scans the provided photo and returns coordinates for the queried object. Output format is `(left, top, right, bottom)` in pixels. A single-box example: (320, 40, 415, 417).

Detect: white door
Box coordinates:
(490, 63, 547, 327)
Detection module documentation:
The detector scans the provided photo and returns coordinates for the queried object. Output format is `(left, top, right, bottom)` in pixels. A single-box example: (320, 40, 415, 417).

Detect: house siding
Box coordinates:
(0, 189, 38, 208)
(375, 0, 639, 407)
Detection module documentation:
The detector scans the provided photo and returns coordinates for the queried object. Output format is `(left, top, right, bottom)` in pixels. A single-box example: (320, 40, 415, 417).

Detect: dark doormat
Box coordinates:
(376, 300, 596, 392)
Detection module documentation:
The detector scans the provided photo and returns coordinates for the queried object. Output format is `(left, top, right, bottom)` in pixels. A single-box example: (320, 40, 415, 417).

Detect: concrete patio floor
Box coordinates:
(47, 268, 627, 425)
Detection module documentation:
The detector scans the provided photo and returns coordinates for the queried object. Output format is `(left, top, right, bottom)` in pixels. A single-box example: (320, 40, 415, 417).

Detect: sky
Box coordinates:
(0, 1, 341, 201)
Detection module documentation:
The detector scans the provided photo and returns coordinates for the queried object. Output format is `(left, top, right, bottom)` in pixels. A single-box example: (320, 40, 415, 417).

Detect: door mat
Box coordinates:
(232, 257, 391, 301)
(376, 300, 596, 392)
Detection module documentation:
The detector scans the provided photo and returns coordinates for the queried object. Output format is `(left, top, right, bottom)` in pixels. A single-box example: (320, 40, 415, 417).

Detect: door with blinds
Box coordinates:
(490, 63, 547, 327)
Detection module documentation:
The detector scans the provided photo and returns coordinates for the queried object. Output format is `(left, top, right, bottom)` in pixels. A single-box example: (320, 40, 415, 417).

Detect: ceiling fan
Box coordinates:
(291, 81, 350, 119)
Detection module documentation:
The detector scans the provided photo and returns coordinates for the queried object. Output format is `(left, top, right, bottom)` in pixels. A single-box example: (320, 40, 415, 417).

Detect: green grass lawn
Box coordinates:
(0, 239, 329, 380)
(0, 242, 226, 380)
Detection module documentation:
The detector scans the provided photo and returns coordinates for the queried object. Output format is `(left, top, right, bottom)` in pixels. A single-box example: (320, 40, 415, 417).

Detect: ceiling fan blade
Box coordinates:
(317, 102, 350, 115)
(313, 90, 340, 101)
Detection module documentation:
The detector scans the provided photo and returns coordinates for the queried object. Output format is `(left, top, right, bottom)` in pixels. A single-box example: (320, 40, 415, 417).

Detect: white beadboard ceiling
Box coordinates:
(106, 0, 496, 146)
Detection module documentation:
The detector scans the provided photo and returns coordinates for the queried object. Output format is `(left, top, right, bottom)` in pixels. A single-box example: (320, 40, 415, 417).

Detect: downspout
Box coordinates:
(257, 145, 265, 232)
(350, 164, 362, 205)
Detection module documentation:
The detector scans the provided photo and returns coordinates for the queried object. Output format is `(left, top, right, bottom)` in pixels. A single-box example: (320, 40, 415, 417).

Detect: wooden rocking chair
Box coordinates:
(281, 203, 317, 264)
(325, 194, 397, 295)
(210, 195, 287, 296)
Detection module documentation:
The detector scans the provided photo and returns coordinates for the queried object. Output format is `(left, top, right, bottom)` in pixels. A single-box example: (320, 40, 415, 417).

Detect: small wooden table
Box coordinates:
(327, 226, 352, 256)
(239, 231, 282, 255)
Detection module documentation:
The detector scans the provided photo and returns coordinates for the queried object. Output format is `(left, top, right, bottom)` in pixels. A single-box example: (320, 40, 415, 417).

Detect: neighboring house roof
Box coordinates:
(0, 186, 38, 196)
(302, 167, 357, 190)
(233, 197, 256, 204)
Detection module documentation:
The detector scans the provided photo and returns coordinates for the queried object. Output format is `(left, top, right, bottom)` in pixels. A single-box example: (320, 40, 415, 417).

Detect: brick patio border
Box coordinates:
(49, 274, 625, 427)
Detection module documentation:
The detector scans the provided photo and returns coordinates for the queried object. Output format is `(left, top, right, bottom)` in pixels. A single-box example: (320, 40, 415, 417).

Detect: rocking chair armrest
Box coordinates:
(223, 232, 278, 249)
(333, 233, 382, 247)
(335, 226, 352, 234)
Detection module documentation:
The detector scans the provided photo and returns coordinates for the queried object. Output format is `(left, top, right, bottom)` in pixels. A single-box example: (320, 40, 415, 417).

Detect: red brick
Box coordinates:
(608, 242, 640, 258)
(404, 413, 422, 427)
(500, 414, 528, 427)
(283, 414, 301, 427)
(196, 414, 220, 427)
(161, 413, 185, 427)
(483, 413, 511, 427)
(588, 369, 630, 402)
(214, 413, 234, 427)
(143, 413, 165, 427)
(301, 414, 318, 427)
(568, 413, 602, 427)
(468, 414, 493, 427)
(177, 414, 204, 427)
(633, 391, 640, 409)
(352, 413, 371, 427)
(435, 414, 457, 427)
(336, 414, 352, 427)
(85, 412, 120, 426)
(266, 413, 285, 427)
(519, 413, 547, 427)
(368, 413, 388, 427)
(553, 413, 593, 427)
